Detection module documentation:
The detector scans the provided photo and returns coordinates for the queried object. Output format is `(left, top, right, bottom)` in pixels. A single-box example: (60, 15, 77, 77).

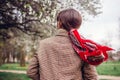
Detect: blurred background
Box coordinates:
(0, 0, 120, 80)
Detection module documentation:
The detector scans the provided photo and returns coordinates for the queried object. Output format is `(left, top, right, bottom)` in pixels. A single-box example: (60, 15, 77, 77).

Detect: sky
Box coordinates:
(79, 0, 120, 50)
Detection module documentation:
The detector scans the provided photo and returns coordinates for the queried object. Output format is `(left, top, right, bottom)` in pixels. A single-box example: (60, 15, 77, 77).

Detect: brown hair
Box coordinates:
(57, 8, 82, 31)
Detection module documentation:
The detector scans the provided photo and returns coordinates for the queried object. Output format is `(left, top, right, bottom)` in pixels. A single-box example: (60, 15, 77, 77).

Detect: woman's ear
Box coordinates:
(57, 21, 62, 29)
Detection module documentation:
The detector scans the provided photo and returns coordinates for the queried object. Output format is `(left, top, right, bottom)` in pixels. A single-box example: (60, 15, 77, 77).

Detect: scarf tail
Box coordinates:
(69, 29, 113, 65)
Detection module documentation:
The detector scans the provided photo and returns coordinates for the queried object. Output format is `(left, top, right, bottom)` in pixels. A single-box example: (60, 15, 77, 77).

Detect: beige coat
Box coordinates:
(27, 29, 98, 80)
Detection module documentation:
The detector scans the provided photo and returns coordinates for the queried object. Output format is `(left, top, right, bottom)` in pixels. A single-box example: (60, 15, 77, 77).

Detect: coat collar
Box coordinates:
(55, 29, 69, 37)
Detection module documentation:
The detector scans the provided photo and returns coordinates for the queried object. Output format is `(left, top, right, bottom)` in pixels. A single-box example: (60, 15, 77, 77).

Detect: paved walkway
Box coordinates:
(98, 75, 120, 80)
(0, 70, 26, 74)
(0, 70, 120, 80)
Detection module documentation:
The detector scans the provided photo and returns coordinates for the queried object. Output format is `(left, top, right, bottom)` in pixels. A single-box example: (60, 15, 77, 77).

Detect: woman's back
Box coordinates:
(27, 9, 98, 80)
(38, 29, 83, 80)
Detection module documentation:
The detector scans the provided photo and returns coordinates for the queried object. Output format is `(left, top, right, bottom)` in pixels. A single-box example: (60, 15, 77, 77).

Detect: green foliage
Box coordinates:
(0, 0, 102, 35)
(0, 72, 31, 80)
(0, 63, 27, 71)
(96, 61, 120, 76)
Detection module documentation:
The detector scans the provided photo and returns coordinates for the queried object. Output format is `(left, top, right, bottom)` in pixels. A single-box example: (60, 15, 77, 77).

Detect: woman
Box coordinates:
(27, 8, 98, 80)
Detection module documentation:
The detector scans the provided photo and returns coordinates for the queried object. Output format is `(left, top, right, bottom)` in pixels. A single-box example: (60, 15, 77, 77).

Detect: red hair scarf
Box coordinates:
(69, 29, 113, 65)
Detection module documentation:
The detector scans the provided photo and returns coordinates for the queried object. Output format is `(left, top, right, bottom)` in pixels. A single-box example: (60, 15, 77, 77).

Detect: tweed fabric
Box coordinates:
(27, 29, 98, 80)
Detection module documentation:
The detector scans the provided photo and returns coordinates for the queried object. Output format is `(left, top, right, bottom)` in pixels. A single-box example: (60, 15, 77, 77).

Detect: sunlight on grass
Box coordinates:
(0, 63, 28, 71)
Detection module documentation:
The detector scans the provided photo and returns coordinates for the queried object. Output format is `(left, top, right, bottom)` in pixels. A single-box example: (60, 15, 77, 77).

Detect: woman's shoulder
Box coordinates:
(41, 36, 56, 42)
(38, 36, 57, 46)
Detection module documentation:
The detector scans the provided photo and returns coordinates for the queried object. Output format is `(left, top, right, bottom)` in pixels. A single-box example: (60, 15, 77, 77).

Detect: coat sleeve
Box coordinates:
(81, 62, 98, 80)
(27, 53, 40, 80)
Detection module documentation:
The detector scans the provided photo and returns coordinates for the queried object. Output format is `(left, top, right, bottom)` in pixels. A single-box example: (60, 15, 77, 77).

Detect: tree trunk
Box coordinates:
(0, 53, 2, 66)
(20, 50, 26, 67)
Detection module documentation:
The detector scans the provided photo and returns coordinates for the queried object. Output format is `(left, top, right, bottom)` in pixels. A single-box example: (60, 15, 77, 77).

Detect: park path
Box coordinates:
(0, 70, 26, 74)
(0, 70, 120, 80)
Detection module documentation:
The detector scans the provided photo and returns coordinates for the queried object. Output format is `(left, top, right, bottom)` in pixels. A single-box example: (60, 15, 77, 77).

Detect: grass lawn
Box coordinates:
(0, 72, 31, 80)
(96, 61, 120, 76)
(0, 63, 28, 71)
(0, 61, 120, 76)
(0, 72, 107, 80)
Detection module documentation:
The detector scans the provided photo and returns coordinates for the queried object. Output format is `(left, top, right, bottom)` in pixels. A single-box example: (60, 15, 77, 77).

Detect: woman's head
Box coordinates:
(57, 8, 82, 31)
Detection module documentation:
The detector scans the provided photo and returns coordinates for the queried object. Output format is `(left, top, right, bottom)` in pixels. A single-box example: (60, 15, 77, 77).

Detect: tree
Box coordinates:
(0, 0, 102, 66)
(0, 0, 102, 36)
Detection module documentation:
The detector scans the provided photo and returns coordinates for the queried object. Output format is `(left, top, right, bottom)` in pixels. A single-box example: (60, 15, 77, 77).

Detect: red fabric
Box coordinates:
(69, 29, 113, 65)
